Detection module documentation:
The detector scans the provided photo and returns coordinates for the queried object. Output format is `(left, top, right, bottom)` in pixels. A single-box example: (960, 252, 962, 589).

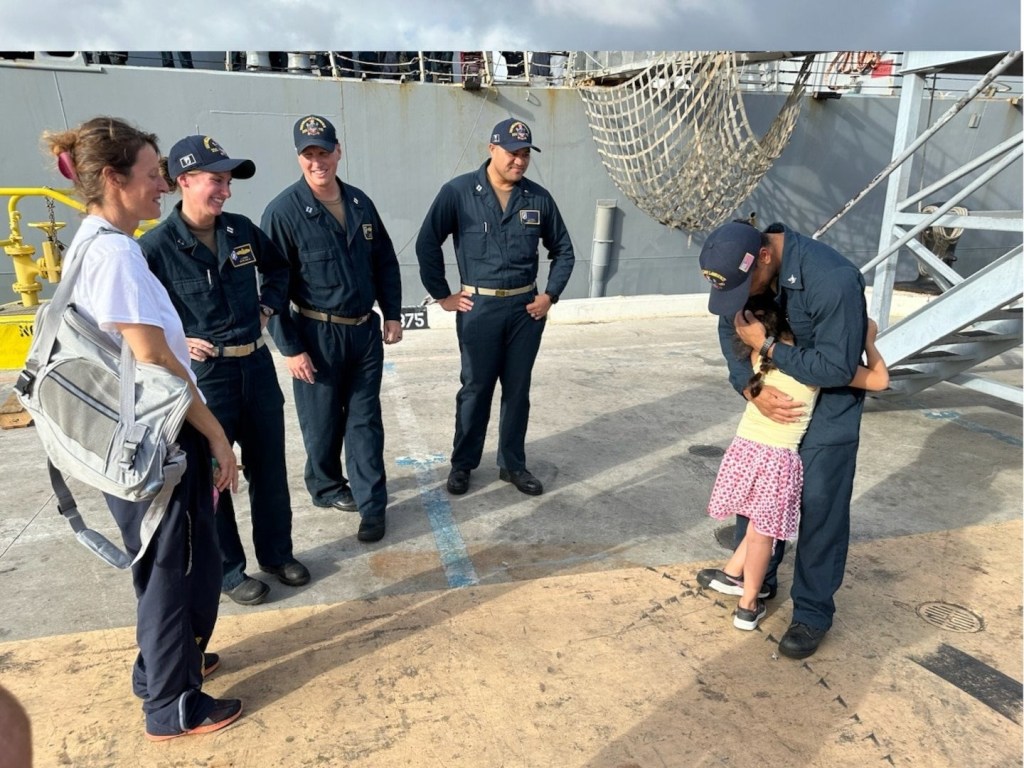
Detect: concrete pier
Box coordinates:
(1, 297, 1020, 767)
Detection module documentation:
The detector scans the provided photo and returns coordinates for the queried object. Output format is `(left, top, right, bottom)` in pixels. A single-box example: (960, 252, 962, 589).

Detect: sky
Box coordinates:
(0, 0, 1020, 51)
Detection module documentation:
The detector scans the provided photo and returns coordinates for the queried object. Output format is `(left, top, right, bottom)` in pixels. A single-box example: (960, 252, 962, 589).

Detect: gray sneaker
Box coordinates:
(733, 599, 767, 631)
(696, 568, 772, 599)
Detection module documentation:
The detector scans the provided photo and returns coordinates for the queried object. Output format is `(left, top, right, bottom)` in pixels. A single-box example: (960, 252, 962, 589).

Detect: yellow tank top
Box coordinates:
(735, 362, 818, 450)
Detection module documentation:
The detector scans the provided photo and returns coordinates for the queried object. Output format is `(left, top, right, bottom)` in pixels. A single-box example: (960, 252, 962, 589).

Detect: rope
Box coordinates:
(918, 204, 969, 273)
(577, 52, 813, 232)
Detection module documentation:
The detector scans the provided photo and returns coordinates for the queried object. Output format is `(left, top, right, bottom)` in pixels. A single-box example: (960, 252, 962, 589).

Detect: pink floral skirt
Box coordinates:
(707, 436, 802, 541)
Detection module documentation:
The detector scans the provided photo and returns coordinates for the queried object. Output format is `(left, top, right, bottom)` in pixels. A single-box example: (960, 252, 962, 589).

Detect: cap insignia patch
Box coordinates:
(299, 116, 327, 137)
(203, 136, 226, 156)
(508, 121, 530, 141)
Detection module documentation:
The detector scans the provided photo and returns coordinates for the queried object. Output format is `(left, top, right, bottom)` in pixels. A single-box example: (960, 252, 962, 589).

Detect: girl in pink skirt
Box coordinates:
(703, 294, 889, 630)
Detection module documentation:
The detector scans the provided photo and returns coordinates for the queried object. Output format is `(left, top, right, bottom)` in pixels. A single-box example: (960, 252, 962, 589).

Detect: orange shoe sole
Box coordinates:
(201, 653, 220, 678)
(145, 703, 243, 742)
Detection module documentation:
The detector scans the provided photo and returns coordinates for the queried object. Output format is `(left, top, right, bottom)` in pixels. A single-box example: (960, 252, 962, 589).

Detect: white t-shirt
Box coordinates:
(64, 214, 199, 392)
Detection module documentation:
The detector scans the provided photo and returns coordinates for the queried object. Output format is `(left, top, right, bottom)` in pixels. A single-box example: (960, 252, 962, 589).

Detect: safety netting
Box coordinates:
(577, 52, 814, 231)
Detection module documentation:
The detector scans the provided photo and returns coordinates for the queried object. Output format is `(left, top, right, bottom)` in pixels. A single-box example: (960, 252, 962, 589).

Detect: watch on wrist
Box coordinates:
(544, 291, 559, 304)
(260, 304, 275, 318)
(759, 335, 775, 359)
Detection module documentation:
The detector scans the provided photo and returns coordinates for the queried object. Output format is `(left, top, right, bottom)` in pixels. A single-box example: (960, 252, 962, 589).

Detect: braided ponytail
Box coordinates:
(748, 350, 775, 398)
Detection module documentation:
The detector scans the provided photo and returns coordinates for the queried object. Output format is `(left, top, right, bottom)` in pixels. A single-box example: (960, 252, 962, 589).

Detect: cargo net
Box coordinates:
(578, 52, 813, 231)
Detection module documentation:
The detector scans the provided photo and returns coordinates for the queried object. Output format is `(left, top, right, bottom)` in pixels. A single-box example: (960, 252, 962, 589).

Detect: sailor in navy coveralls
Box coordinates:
(141, 134, 310, 606)
(699, 221, 868, 660)
(416, 119, 575, 497)
(261, 115, 403, 543)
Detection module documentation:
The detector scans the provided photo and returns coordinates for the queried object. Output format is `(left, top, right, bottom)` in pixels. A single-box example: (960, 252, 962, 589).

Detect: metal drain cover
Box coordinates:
(916, 602, 984, 633)
(689, 444, 725, 458)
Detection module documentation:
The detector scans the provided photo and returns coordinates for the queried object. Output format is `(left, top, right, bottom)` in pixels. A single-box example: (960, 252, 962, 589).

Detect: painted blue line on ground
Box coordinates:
(396, 454, 448, 467)
(384, 359, 478, 589)
(923, 410, 1023, 447)
(398, 455, 479, 589)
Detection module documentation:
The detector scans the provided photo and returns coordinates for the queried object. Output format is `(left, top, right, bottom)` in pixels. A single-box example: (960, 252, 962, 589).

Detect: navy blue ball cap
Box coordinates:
(167, 135, 255, 181)
(294, 114, 338, 152)
(698, 221, 763, 316)
(489, 118, 541, 152)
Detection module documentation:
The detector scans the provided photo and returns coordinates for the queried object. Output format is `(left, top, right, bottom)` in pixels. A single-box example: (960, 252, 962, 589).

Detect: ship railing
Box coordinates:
(739, 52, 903, 97)
(568, 50, 904, 96)
(3, 51, 1021, 99)
(237, 51, 570, 87)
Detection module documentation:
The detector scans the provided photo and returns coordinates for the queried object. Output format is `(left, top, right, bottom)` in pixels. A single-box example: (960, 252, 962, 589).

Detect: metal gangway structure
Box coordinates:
(815, 51, 1023, 405)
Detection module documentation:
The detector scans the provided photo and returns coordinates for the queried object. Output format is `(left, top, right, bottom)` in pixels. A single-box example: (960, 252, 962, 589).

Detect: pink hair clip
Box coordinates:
(57, 150, 78, 181)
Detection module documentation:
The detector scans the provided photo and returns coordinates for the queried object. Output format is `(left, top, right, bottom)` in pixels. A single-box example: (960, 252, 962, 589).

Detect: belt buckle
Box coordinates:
(494, 289, 508, 297)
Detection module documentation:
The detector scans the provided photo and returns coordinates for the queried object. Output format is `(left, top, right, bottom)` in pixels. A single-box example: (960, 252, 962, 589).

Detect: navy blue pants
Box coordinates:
(734, 439, 859, 630)
(105, 423, 222, 736)
(194, 345, 294, 591)
(293, 313, 387, 522)
(452, 293, 545, 472)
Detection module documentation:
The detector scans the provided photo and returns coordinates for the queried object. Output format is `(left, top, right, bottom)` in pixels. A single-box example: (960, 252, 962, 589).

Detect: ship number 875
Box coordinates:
(399, 307, 428, 330)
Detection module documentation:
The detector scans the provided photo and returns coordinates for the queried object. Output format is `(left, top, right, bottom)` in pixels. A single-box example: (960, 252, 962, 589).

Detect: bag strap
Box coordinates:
(23, 228, 114, 375)
(47, 455, 188, 570)
(23, 224, 142, 453)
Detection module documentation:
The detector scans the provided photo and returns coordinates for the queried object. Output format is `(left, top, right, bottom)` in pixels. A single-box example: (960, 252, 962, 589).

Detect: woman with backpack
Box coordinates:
(43, 116, 243, 740)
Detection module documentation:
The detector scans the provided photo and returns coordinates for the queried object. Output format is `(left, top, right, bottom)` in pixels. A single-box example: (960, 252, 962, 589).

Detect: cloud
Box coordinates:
(532, 0, 704, 30)
(0, 0, 1019, 50)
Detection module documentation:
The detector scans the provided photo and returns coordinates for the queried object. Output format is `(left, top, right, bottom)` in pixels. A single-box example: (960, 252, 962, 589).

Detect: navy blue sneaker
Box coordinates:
(202, 652, 220, 678)
(146, 698, 242, 741)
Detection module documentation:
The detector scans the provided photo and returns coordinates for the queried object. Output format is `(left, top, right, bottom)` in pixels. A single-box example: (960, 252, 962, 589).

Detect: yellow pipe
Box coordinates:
(6, 242, 40, 306)
(29, 221, 67, 283)
(1, 188, 80, 306)
(1, 187, 155, 308)
(1, 187, 84, 212)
